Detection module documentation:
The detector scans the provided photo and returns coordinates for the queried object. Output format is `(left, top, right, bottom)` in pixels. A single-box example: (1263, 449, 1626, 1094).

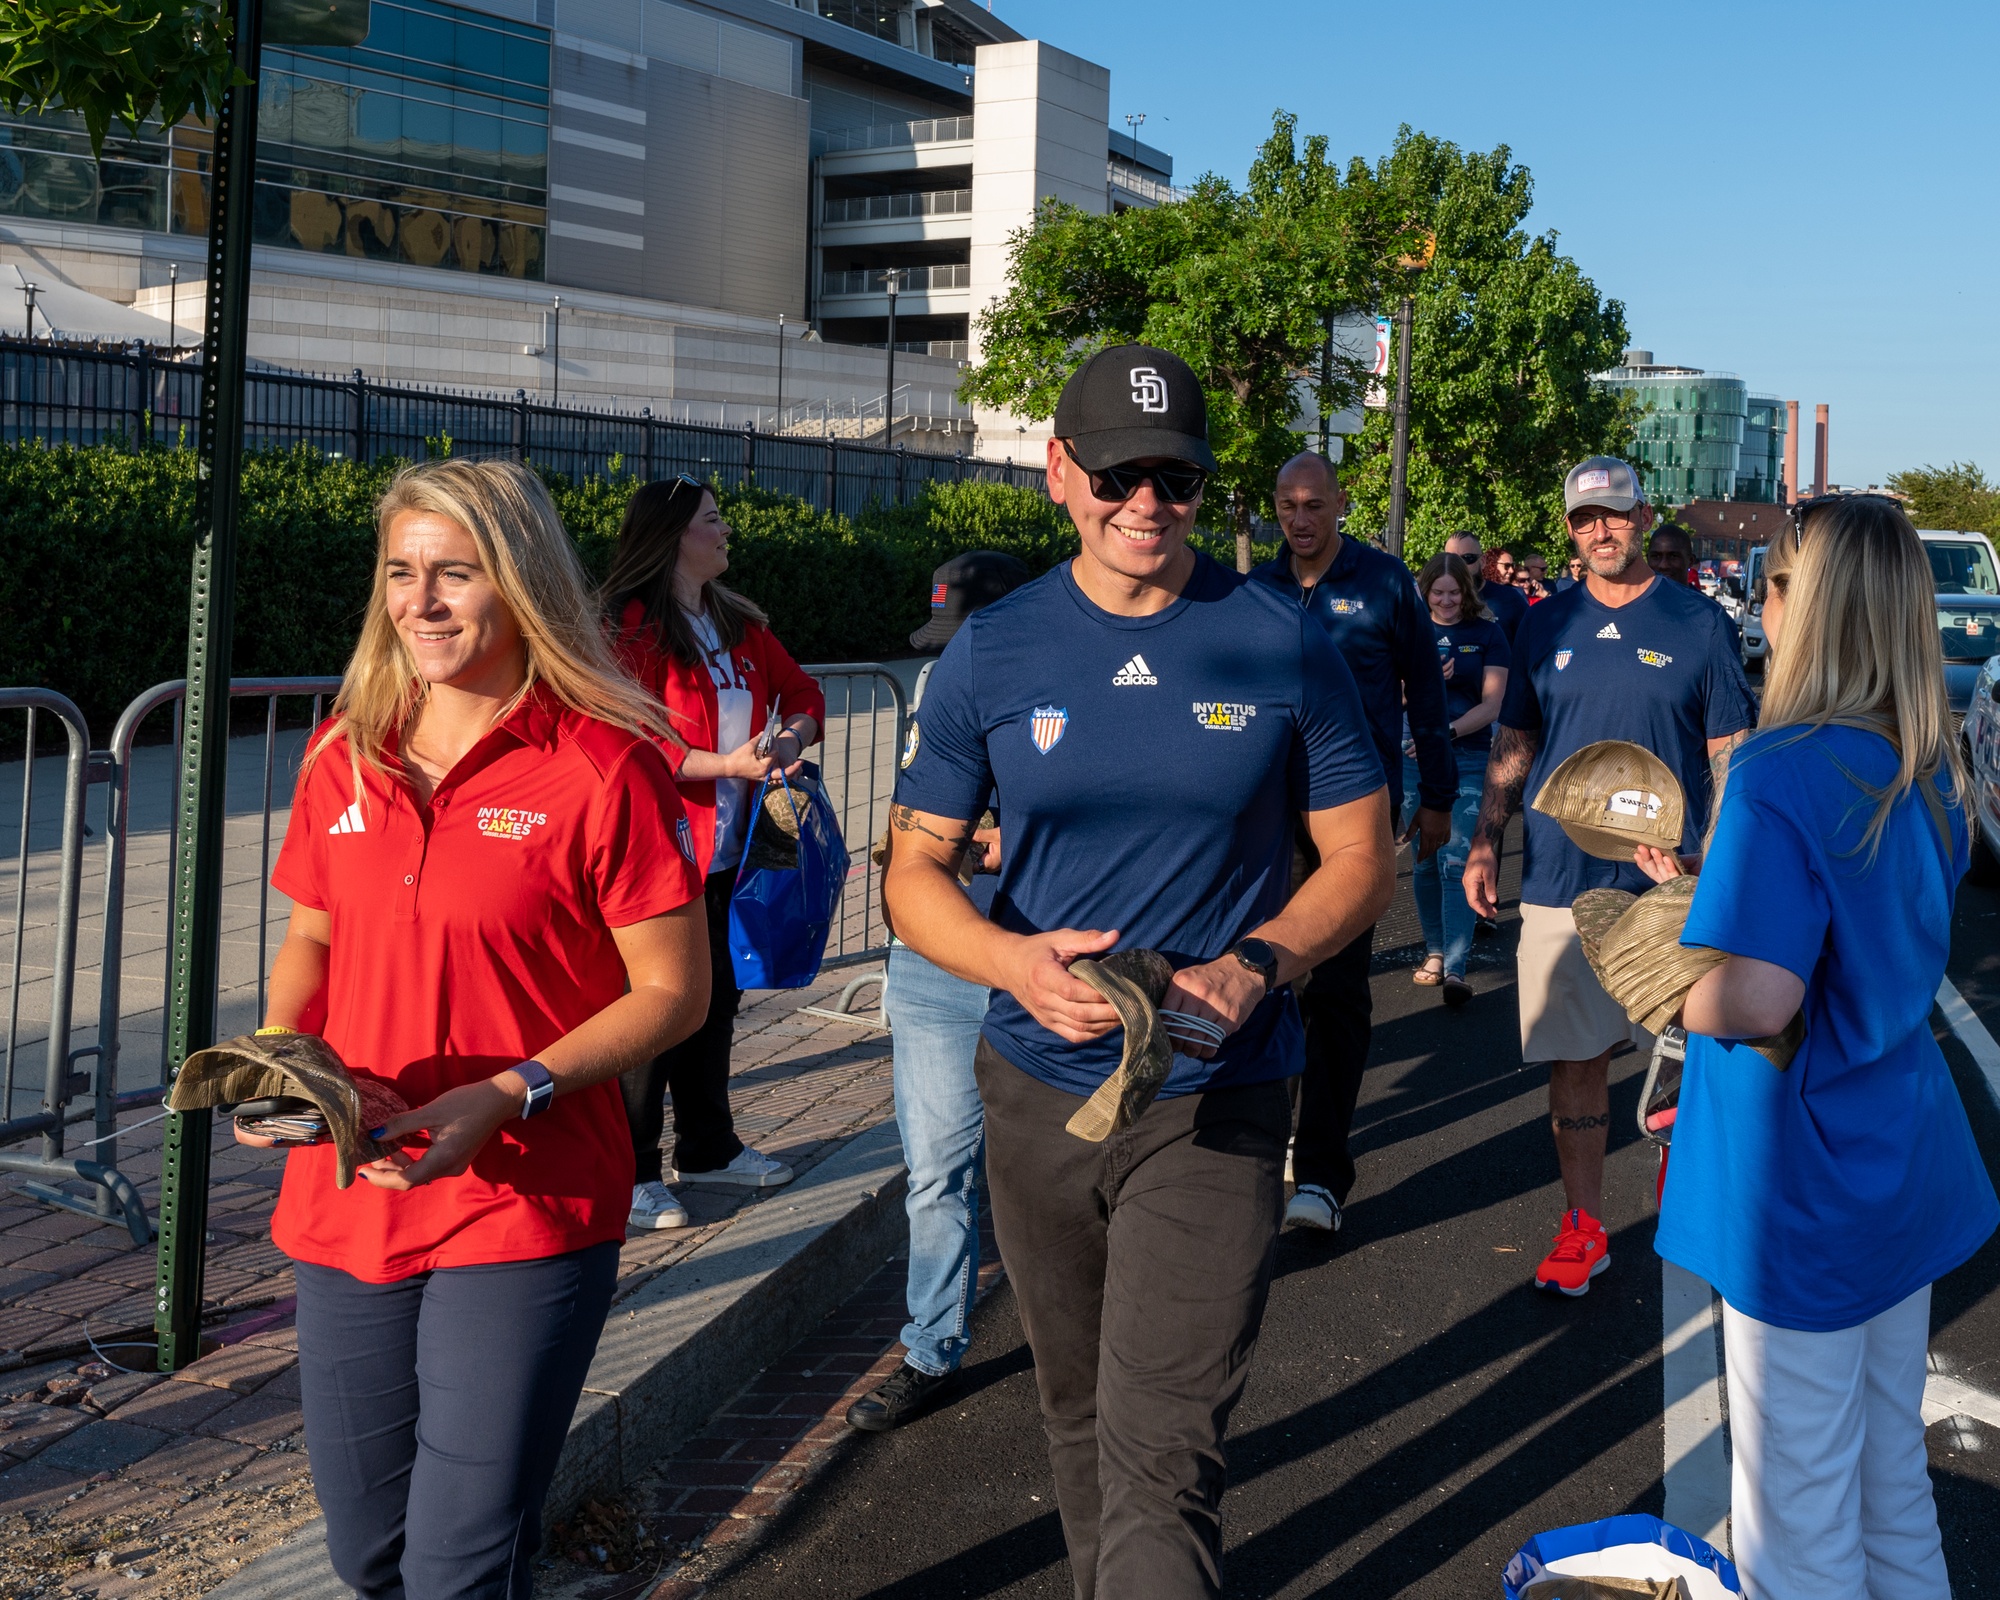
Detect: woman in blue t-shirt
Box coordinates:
(1639, 497, 1997, 1600)
(1403, 553, 1509, 1005)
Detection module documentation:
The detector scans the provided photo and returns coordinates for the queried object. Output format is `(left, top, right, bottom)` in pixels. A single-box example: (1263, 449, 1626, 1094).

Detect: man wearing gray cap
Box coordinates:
(1463, 456, 1753, 1298)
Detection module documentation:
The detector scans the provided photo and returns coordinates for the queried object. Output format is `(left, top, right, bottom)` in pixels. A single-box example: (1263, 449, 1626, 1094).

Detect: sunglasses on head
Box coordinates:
(1783, 491, 1900, 552)
(1062, 440, 1207, 505)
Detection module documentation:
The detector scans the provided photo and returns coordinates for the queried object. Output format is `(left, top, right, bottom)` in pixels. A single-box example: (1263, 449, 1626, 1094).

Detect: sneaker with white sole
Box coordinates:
(1284, 1183, 1342, 1232)
(628, 1179, 689, 1231)
(675, 1145, 794, 1188)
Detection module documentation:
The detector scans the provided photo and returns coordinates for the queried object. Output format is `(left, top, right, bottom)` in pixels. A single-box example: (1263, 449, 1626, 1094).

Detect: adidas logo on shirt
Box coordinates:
(1111, 654, 1158, 686)
(327, 799, 366, 835)
(1596, 622, 1622, 640)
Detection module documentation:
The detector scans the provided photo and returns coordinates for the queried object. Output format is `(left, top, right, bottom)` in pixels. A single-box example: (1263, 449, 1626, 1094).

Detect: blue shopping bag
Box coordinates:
(727, 761, 850, 990)
(1502, 1515, 1740, 1599)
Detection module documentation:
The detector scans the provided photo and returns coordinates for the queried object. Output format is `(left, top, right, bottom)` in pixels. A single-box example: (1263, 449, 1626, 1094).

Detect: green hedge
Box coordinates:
(0, 441, 1107, 736)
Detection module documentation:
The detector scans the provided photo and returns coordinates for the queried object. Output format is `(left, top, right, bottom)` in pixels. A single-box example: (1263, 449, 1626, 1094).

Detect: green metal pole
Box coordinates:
(156, 0, 263, 1372)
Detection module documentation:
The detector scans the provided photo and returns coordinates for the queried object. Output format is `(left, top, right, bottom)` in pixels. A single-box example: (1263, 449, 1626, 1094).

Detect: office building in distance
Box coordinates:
(1597, 348, 1788, 506)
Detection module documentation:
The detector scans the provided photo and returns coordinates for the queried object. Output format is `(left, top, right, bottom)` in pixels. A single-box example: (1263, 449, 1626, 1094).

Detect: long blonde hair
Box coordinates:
(1756, 495, 1964, 856)
(306, 459, 669, 788)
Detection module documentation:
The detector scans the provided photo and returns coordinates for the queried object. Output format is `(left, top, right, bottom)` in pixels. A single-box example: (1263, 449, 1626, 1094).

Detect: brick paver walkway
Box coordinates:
(0, 973, 895, 1600)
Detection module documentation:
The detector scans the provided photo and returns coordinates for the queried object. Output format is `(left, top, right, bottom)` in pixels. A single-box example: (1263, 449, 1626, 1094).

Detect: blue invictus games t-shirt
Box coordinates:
(1501, 576, 1754, 907)
(1481, 578, 1530, 644)
(1655, 726, 1999, 1331)
(894, 552, 1385, 1098)
(1432, 615, 1511, 753)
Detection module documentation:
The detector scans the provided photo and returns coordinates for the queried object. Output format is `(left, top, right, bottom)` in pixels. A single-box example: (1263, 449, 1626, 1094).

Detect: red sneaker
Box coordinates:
(1535, 1208, 1610, 1296)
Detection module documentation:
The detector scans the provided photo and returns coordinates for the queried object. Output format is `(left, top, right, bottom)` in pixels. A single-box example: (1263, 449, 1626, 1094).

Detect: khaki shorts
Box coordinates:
(1517, 902, 1652, 1064)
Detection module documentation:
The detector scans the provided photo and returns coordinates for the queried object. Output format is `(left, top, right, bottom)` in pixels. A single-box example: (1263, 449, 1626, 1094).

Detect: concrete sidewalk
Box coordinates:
(0, 969, 901, 1600)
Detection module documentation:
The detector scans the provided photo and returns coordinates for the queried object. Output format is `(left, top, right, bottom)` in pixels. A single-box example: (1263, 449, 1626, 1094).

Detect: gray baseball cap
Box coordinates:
(1563, 457, 1644, 515)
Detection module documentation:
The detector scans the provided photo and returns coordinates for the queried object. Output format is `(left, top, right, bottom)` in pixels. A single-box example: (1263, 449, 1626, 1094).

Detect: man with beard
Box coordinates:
(1463, 457, 1753, 1298)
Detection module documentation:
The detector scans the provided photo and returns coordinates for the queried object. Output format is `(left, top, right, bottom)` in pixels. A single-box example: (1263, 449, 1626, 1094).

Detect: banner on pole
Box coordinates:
(1365, 316, 1392, 409)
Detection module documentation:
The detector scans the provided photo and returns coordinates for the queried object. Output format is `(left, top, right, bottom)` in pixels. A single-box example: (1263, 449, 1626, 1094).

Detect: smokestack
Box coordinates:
(1783, 400, 1800, 504)
(1813, 404, 1829, 496)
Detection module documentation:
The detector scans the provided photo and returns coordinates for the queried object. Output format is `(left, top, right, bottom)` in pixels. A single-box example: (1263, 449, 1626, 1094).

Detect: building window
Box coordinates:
(818, 0, 905, 45)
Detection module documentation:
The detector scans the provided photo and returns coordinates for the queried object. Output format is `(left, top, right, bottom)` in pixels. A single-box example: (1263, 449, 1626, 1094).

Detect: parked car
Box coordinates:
(1921, 528, 2000, 595)
(1741, 545, 1767, 671)
(1958, 643, 2000, 884)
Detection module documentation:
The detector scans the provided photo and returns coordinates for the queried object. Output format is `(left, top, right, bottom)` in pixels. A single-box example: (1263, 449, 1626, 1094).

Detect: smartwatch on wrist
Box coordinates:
(1230, 938, 1280, 994)
(512, 1060, 556, 1120)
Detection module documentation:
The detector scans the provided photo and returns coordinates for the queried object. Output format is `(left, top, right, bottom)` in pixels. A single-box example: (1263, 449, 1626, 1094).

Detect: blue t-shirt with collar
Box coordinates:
(1249, 540, 1454, 817)
(893, 552, 1385, 1098)
(1431, 615, 1511, 753)
(1500, 575, 1755, 907)
(1655, 726, 1998, 1331)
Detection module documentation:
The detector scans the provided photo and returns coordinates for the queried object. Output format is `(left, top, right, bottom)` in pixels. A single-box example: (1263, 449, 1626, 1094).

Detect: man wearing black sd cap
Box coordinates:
(888, 344, 1392, 1597)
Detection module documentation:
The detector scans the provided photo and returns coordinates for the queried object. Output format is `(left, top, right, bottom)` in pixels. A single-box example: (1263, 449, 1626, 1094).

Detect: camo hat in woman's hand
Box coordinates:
(1532, 740, 1686, 862)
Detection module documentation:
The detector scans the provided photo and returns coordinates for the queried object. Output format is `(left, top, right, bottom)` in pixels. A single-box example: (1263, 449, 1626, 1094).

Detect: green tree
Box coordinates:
(962, 112, 1400, 569)
(1340, 129, 1633, 566)
(0, 0, 237, 155)
(1886, 462, 1999, 534)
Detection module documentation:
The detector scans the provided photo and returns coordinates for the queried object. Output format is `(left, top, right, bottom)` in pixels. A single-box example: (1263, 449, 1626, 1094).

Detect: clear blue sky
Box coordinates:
(994, 0, 1996, 490)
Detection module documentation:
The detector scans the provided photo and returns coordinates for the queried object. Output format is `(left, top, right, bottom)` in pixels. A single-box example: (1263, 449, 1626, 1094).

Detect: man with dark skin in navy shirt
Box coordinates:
(1250, 452, 1453, 1235)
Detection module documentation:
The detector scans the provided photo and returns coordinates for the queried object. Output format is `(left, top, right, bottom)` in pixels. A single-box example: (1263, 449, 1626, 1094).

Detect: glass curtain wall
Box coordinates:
(0, 0, 549, 280)
(1736, 395, 1786, 503)
(1602, 372, 1748, 504)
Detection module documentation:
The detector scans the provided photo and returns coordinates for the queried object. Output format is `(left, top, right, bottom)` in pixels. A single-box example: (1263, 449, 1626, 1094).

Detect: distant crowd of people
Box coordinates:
(238, 342, 1992, 1600)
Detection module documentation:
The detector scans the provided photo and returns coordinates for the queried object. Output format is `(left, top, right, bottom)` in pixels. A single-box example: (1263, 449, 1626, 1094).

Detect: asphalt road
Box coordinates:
(699, 854, 2000, 1600)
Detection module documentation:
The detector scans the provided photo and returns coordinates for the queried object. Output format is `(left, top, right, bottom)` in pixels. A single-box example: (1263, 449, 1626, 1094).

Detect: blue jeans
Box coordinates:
(884, 942, 989, 1376)
(1404, 745, 1489, 978)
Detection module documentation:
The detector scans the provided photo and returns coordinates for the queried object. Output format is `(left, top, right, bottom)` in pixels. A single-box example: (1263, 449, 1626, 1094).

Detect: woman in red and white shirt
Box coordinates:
(606, 476, 825, 1228)
(257, 459, 709, 1600)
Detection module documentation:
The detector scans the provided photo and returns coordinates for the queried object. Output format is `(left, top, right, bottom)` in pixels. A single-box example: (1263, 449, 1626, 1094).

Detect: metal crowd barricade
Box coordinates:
(800, 664, 908, 975)
(0, 689, 150, 1244)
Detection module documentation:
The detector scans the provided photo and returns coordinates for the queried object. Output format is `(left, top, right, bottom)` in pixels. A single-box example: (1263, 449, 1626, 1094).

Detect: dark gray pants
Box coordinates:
(976, 1039, 1290, 1600)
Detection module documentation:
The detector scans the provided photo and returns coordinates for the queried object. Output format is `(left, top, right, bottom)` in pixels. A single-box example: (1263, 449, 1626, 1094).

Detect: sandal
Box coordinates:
(1413, 954, 1445, 987)
(1441, 974, 1473, 1008)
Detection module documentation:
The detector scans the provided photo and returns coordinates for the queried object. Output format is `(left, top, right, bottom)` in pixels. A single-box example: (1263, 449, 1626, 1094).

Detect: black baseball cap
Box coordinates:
(1052, 344, 1218, 474)
(909, 550, 1032, 650)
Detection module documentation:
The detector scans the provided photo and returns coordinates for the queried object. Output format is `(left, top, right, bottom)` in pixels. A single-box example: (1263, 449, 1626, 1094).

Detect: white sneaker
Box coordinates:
(1284, 1184, 1342, 1232)
(676, 1146, 794, 1188)
(628, 1180, 689, 1231)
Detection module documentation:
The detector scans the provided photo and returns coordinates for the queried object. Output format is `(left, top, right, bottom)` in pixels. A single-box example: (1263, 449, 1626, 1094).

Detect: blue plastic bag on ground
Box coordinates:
(727, 761, 849, 990)
(1502, 1515, 1740, 1599)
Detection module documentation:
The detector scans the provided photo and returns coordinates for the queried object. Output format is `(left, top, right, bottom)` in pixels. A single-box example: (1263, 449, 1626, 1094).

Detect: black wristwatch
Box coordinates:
(1231, 938, 1280, 994)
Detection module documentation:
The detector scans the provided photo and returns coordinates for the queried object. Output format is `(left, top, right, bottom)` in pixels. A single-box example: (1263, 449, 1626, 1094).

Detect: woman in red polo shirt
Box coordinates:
(255, 459, 709, 1600)
(604, 477, 825, 1229)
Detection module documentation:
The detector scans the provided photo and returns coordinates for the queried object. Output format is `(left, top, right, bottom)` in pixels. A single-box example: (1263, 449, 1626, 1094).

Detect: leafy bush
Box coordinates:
(0, 441, 1083, 736)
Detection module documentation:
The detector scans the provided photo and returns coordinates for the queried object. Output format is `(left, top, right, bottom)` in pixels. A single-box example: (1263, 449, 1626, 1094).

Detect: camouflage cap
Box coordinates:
(1532, 740, 1685, 862)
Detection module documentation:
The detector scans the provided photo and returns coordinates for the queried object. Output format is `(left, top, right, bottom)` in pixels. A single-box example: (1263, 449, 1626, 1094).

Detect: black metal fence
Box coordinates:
(0, 337, 1046, 515)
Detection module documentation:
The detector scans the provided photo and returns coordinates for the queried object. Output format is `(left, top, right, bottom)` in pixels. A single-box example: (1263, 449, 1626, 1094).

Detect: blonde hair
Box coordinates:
(1755, 495, 1964, 857)
(305, 459, 668, 789)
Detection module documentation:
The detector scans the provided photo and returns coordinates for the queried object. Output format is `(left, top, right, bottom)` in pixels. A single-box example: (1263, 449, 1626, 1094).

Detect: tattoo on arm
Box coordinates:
(889, 804, 974, 863)
(1473, 726, 1540, 848)
(1551, 1113, 1610, 1133)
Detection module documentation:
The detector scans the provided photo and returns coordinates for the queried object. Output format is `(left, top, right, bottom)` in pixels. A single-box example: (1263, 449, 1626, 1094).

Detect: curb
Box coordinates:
(204, 1120, 910, 1599)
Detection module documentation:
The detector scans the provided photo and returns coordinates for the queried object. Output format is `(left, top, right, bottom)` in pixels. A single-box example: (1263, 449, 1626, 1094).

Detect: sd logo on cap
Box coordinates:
(1531, 739, 1685, 861)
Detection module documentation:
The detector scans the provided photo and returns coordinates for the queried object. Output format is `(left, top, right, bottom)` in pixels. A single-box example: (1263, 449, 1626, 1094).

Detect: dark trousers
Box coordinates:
(620, 867, 742, 1180)
(1290, 923, 1375, 1202)
(295, 1241, 620, 1600)
(976, 1039, 1290, 1600)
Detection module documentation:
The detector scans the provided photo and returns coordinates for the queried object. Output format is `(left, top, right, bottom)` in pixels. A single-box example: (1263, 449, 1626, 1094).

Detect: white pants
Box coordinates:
(1722, 1285, 1950, 1600)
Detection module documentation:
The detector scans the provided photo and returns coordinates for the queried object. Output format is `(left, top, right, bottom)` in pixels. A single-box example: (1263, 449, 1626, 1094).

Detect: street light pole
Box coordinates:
(168, 261, 178, 351)
(1319, 307, 1333, 457)
(550, 294, 562, 407)
(775, 311, 785, 428)
(1386, 293, 1414, 558)
(882, 273, 899, 447)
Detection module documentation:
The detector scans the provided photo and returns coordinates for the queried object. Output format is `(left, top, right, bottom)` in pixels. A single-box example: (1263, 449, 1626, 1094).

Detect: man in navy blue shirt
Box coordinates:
(1649, 522, 1743, 650)
(1251, 453, 1453, 1236)
(887, 345, 1393, 1597)
(1446, 529, 1530, 643)
(1464, 456, 1754, 1299)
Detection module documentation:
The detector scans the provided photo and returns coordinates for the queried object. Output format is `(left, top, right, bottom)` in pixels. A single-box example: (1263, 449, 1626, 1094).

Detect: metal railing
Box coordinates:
(819, 264, 971, 298)
(802, 665, 906, 968)
(818, 115, 973, 154)
(1108, 161, 1190, 206)
(822, 189, 972, 224)
(0, 337, 1046, 512)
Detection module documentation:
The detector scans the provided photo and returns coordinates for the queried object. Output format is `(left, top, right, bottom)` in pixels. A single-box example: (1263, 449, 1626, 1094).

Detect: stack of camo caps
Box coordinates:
(1573, 878, 1803, 1070)
(169, 1033, 408, 1187)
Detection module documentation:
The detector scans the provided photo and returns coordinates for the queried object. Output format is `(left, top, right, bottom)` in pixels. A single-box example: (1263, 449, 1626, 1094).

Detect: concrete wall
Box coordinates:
(967, 40, 1108, 454)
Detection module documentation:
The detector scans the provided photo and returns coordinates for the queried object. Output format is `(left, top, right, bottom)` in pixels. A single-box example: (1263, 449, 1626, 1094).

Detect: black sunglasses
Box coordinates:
(1061, 440, 1207, 505)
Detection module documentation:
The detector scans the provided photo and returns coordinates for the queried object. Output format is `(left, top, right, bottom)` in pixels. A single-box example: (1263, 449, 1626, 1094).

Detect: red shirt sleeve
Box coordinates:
(272, 732, 336, 911)
(755, 627, 827, 728)
(592, 739, 705, 926)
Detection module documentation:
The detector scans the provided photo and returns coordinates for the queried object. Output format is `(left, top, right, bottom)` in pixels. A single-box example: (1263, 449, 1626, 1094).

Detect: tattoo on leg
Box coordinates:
(1473, 725, 1540, 849)
(1550, 1113, 1610, 1133)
